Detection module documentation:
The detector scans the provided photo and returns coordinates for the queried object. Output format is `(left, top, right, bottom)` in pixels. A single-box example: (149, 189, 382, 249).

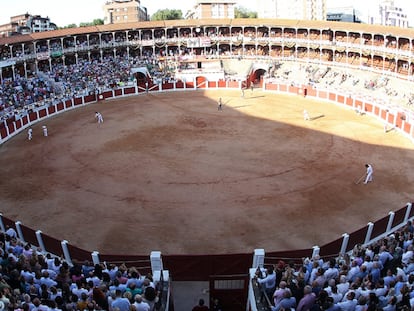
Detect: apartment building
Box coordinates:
(0, 13, 57, 38)
(103, 0, 149, 24)
(377, 0, 409, 27)
(185, 0, 237, 19)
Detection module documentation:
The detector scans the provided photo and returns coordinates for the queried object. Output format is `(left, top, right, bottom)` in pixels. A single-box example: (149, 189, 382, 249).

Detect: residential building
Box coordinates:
(257, 0, 327, 20)
(103, 0, 149, 24)
(326, 7, 362, 23)
(185, 0, 237, 19)
(0, 13, 57, 38)
(377, 0, 409, 27)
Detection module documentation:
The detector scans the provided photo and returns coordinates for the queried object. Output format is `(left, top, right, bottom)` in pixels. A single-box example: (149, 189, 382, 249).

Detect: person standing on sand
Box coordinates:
(95, 112, 104, 123)
(364, 164, 374, 184)
(303, 110, 310, 121)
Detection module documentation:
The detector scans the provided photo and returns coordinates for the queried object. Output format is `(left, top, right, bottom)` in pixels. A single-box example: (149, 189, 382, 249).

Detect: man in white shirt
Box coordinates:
(364, 164, 373, 184)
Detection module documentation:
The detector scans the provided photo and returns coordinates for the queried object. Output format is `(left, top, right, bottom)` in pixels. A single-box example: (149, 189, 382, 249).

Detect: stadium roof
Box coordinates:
(1, 18, 414, 45)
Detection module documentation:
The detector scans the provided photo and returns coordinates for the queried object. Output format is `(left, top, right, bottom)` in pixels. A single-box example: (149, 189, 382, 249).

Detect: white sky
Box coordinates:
(0, 0, 413, 27)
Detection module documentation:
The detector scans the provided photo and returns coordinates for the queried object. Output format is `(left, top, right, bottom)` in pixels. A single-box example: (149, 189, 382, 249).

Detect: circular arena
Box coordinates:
(0, 19, 414, 310)
(1, 18, 414, 286)
(1, 88, 414, 257)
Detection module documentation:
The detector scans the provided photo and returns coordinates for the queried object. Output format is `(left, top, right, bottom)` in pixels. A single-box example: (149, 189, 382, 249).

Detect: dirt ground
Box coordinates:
(0, 89, 413, 256)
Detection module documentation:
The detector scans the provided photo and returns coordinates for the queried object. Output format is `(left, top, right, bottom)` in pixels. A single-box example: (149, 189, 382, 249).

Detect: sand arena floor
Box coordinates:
(0, 89, 413, 255)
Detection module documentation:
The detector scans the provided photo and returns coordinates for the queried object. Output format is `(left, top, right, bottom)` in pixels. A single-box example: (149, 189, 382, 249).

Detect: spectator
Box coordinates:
(111, 289, 130, 311)
(257, 265, 277, 298)
(272, 288, 296, 311)
(297, 285, 316, 311)
(272, 280, 288, 306)
(336, 291, 357, 311)
(132, 294, 150, 311)
(192, 298, 209, 311)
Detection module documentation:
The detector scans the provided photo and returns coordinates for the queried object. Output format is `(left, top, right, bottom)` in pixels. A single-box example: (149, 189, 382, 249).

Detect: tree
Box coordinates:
(151, 9, 183, 21)
(79, 19, 104, 27)
(59, 23, 78, 29)
(235, 7, 257, 18)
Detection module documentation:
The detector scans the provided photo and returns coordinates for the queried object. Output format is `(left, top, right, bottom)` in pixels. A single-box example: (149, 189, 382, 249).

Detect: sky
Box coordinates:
(0, 0, 413, 27)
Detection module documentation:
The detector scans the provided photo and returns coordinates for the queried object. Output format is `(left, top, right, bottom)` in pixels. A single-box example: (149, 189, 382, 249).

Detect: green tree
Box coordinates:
(79, 18, 104, 27)
(151, 9, 183, 21)
(59, 23, 78, 29)
(92, 18, 104, 25)
(235, 7, 257, 18)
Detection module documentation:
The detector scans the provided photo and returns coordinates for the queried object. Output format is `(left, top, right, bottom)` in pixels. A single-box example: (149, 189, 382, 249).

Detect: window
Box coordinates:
(218, 4, 225, 18)
(227, 4, 234, 18)
(211, 4, 225, 18)
(211, 4, 219, 18)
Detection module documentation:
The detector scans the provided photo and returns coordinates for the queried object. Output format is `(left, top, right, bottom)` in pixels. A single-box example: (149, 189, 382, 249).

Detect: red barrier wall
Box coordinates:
(74, 97, 83, 105)
(84, 94, 96, 103)
(48, 106, 56, 114)
(289, 85, 298, 94)
(65, 100, 73, 109)
(29, 112, 37, 122)
(124, 87, 136, 94)
(39, 108, 47, 118)
(228, 80, 239, 88)
(102, 91, 113, 99)
(7, 123, 15, 135)
(208, 81, 217, 88)
(0, 126, 7, 139)
(15, 119, 22, 130)
(218, 80, 226, 88)
(266, 83, 277, 91)
(403, 122, 411, 135)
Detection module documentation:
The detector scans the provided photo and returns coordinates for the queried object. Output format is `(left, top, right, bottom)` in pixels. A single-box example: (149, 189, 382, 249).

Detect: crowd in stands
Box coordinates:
(270, 61, 414, 114)
(255, 220, 414, 311)
(0, 55, 161, 121)
(1, 52, 414, 122)
(0, 227, 160, 311)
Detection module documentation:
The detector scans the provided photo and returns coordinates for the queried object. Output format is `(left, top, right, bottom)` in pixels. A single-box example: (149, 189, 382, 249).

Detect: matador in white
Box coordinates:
(95, 112, 104, 123)
(364, 164, 374, 184)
